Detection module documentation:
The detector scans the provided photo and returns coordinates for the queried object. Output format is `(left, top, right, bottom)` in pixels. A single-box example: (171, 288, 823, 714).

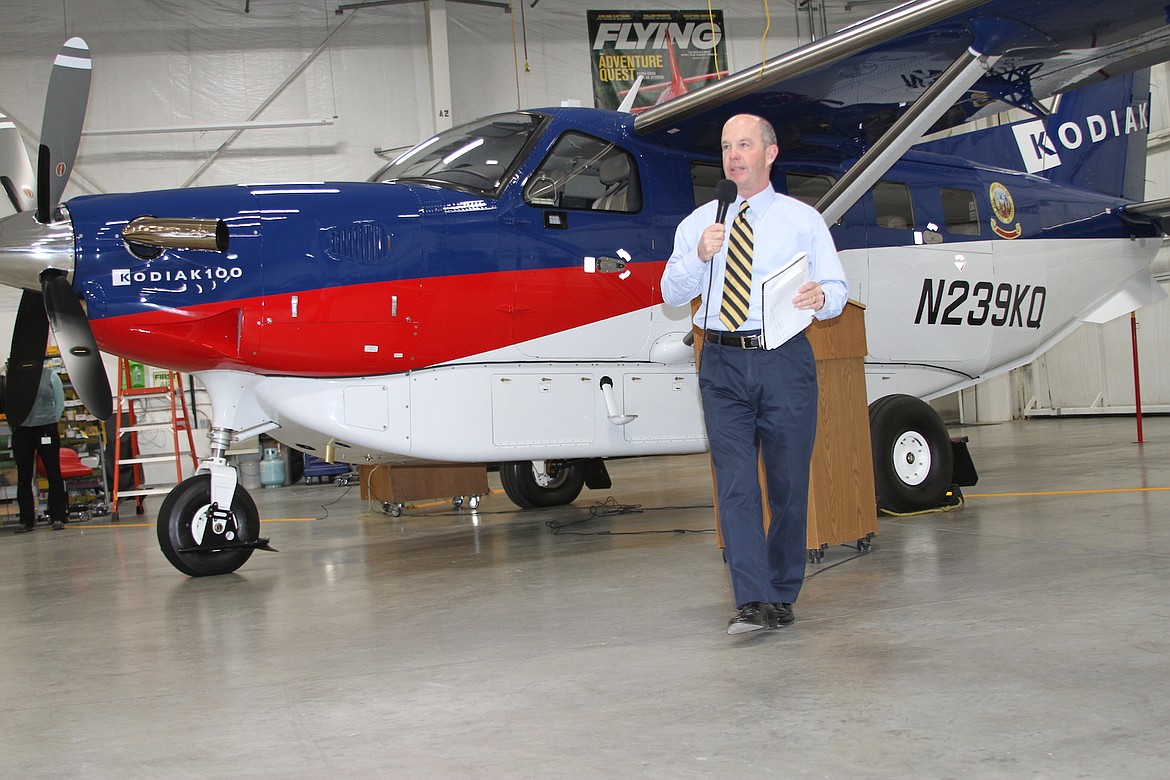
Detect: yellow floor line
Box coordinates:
(967, 486, 1170, 498)
(40, 516, 320, 530)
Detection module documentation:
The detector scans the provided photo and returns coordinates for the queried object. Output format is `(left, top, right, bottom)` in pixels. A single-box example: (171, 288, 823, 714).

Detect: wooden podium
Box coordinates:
(804, 300, 877, 556)
(698, 300, 877, 556)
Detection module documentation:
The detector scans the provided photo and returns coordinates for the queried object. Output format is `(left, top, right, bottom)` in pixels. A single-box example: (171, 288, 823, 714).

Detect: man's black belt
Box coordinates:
(704, 329, 762, 349)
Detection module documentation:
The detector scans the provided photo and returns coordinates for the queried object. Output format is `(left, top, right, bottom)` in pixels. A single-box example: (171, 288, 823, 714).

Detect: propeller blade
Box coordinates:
(41, 269, 111, 420)
(35, 37, 91, 223)
(5, 289, 51, 426)
(0, 113, 36, 212)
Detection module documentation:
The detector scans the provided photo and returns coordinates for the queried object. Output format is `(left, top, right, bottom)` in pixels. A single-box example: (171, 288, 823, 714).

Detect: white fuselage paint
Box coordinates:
(198, 236, 1163, 464)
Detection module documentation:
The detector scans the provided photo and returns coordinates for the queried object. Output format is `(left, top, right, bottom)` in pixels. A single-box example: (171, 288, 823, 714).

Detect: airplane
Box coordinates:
(613, 31, 729, 110)
(2, 0, 1169, 577)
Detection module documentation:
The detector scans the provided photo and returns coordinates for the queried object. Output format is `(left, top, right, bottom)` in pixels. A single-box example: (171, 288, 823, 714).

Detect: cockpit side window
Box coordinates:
(872, 180, 914, 230)
(941, 187, 981, 235)
(785, 171, 836, 207)
(524, 132, 641, 212)
(690, 163, 723, 207)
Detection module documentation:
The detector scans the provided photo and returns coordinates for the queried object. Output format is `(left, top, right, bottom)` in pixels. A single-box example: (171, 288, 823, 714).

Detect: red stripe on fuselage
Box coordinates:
(91, 263, 668, 376)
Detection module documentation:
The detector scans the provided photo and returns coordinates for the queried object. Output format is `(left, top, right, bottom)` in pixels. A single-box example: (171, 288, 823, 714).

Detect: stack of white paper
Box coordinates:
(760, 252, 813, 349)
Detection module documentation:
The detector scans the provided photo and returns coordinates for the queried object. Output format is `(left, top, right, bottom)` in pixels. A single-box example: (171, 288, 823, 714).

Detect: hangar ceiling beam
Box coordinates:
(181, 9, 359, 188)
(338, 0, 506, 134)
(428, 0, 453, 132)
(336, 0, 509, 12)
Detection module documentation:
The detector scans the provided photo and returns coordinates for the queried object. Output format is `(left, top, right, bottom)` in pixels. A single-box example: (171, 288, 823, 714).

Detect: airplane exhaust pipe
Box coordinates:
(122, 217, 229, 252)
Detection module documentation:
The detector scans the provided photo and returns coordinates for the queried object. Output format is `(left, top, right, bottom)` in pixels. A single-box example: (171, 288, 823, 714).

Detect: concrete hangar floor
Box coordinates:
(2, 415, 1169, 778)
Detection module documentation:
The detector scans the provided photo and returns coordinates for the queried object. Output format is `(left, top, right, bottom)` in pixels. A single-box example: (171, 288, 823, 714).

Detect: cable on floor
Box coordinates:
(364, 490, 868, 578)
(546, 496, 716, 536)
(803, 547, 871, 581)
(878, 486, 965, 517)
(314, 483, 354, 521)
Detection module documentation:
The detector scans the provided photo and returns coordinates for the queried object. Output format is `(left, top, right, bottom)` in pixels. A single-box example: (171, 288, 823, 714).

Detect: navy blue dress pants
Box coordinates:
(699, 332, 818, 607)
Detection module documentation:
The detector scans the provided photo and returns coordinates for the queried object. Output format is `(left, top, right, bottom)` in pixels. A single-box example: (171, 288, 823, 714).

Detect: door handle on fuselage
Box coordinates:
(583, 248, 631, 274)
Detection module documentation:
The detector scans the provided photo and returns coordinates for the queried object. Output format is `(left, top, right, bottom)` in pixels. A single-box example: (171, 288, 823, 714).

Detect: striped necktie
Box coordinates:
(719, 200, 753, 331)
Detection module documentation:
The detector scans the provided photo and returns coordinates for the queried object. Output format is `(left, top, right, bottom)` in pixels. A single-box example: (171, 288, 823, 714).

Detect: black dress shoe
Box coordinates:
(14, 525, 35, 534)
(771, 602, 796, 625)
(727, 602, 778, 634)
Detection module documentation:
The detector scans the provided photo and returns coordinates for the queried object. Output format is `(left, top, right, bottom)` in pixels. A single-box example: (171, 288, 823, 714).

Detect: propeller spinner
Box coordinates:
(0, 37, 112, 423)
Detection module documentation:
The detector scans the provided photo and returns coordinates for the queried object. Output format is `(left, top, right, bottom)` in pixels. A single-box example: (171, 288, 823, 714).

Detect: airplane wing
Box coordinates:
(633, 0, 1170, 157)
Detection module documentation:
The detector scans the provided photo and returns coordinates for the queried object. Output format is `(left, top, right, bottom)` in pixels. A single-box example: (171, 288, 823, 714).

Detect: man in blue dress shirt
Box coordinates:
(661, 114, 848, 634)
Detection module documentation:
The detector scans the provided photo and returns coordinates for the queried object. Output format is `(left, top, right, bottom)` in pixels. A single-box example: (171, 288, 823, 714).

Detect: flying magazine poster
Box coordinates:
(587, 9, 728, 111)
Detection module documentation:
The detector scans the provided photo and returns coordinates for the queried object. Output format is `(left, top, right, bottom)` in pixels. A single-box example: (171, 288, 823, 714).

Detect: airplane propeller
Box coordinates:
(0, 37, 112, 424)
(42, 269, 111, 420)
(4, 288, 50, 422)
(0, 113, 37, 213)
(35, 38, 92, 224)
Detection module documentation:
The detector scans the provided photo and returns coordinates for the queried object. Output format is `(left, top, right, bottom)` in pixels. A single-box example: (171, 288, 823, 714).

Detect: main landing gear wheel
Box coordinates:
(499, 460, 586, 508)
(869, 394, 954, 513)
(157, 474, 260, 577)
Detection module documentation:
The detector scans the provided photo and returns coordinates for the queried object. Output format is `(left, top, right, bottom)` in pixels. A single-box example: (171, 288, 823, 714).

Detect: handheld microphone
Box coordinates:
(714, 179, 737, 224)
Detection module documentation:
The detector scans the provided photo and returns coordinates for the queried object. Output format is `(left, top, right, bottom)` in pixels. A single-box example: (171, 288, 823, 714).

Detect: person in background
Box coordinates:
(660, 114, 848, 634)
(12, 362, 68, 533)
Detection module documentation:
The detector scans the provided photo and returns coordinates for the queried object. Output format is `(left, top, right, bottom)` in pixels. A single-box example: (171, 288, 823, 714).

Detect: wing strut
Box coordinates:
(816, 48, 1000, 226)
(1116, 197, 1170, 233)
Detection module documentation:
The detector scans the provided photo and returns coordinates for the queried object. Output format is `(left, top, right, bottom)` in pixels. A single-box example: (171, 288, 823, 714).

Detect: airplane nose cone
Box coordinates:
(0, 209, 76, 291)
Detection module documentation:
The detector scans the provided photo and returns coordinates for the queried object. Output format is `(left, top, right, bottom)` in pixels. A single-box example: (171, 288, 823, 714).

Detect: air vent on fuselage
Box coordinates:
(324, 221, 390, 265)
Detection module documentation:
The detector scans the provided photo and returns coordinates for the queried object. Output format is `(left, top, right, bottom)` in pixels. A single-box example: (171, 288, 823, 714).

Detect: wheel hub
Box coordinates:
(892, 431, 931, 486)
(190, 503, 236, 545)
(532, 461, 567, 489)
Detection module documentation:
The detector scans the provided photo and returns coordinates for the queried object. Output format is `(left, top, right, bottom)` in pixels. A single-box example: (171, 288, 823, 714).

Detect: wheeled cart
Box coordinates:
(39, 446, 109, 521)
(303, 454, 354, 484)
(358, 462, 489, 517)
(803, 301, 878, 559)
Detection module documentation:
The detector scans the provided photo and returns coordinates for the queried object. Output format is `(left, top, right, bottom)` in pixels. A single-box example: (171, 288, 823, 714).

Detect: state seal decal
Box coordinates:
(989, 181, 1022, 239)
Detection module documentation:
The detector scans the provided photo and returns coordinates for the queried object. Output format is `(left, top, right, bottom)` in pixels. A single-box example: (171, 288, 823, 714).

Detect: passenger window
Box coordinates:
(690, 163, 723, 207)
(941, 187, 981, 235)
(785, 171, 836, 207)
(524, 132, 641, 212)
(872, 180, 914, 230)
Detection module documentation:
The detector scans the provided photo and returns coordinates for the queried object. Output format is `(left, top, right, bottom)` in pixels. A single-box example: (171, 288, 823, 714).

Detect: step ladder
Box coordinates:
(111, 360, 199, 521)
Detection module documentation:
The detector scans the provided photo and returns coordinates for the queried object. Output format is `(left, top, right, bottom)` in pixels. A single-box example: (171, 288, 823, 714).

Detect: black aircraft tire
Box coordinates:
(869, 394, 954, 513)
(499, 460, 587, 509)
(157, 474, 259, 577)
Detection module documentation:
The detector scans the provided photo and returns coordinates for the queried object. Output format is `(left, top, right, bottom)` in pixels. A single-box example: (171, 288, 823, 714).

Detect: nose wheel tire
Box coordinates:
(157, 474, 260, 576)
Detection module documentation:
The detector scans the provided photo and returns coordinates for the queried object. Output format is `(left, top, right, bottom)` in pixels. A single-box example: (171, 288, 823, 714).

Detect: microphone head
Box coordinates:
(715, 178, 737, 206)
(714, 178, 737, 223)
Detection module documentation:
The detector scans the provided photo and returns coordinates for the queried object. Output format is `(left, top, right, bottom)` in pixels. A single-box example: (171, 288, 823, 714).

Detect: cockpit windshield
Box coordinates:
(372, 112, 545, 194)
